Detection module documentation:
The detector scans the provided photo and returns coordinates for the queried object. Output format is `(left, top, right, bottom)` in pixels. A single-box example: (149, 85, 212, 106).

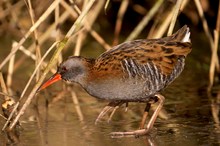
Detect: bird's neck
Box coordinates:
(73, 58, 95, 87)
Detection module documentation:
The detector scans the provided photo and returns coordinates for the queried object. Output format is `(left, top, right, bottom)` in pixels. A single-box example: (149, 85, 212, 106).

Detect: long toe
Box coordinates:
(107, 106, 120, 123)
(95, 101, 125, 124)
(95, 106, 113, 124)
(110, 128, 151, 138)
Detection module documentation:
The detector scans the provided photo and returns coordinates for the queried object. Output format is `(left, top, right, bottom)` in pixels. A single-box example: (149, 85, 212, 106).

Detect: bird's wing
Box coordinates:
(94, 39, 191, 77)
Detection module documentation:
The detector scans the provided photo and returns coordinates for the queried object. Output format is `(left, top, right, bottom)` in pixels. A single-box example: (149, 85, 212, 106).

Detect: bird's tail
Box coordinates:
(161, 25, 191, 43)
(170, 25, 191, 42)
(161, 25, 192, 56)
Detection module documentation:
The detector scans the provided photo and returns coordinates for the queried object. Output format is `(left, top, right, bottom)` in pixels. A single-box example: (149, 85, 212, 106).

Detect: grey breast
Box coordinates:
(85, 57, 185, 102)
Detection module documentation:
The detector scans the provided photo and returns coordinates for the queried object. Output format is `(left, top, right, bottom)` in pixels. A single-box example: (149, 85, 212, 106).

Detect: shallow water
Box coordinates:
(1, 61, 220, 146)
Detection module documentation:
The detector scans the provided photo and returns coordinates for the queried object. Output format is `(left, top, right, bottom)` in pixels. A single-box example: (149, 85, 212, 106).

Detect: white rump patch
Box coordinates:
(182, 28, 191, 42)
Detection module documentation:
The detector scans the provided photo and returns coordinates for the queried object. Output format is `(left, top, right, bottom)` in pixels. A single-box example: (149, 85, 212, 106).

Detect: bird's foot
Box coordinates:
(95, 105, 114, 124)
(110, 94, 165, 138)
(95, 101, 126, 124)
(110, 128, 151, 138)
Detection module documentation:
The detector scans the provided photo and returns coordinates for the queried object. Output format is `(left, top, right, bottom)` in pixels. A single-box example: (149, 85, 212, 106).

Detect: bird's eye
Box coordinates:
(62, 67, 67, 71)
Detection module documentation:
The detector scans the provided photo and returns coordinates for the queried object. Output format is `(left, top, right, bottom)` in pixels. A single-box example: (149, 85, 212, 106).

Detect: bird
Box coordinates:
(38, 25, 192, 137)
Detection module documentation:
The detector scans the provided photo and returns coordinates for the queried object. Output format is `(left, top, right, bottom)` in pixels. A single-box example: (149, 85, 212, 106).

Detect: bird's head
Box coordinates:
(38, 56, 94, 92)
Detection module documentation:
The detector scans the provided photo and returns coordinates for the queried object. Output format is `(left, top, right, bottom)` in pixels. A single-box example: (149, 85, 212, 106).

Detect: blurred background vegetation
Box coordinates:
(0, 0, 219, 88)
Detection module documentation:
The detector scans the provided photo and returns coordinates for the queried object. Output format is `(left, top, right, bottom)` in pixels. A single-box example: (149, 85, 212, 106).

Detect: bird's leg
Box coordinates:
(95, 101, 124, 124)
(110, 94, 165, 137)
(139, 97, 159, 129)
(107, 105, 120, 123)
(107, 102, 129, 122)
(139, 103, 151, 129)
(108, 102, 128, 123)
(125, 102, 129, 112)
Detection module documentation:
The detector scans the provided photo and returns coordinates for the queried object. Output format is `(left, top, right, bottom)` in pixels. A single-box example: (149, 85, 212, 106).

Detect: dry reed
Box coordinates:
(0, 0, 219, 135)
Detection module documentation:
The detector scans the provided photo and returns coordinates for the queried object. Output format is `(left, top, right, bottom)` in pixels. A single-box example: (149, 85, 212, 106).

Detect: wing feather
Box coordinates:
(94, 39, 191, 76)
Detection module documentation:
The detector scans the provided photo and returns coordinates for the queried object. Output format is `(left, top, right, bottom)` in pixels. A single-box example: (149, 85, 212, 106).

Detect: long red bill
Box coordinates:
(37, 73, 62, 92)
